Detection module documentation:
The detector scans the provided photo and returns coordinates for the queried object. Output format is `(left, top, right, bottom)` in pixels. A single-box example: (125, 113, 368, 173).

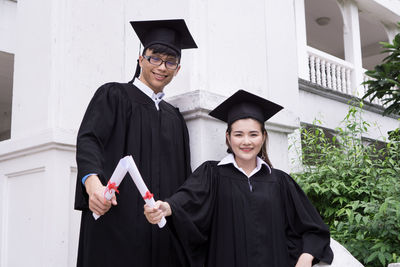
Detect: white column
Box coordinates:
(264, 0, 301, 172)
(382, 22, 400, 44)
(294, 0, 309, 81)
(0, 0, 17, 54)
(1, 0, 126, 266)
(338, 0, 364, 97)
(10, 0, 54, 139)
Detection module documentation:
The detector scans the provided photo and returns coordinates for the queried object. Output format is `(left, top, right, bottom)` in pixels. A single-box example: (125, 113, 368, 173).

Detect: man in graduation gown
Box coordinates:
(74, 19, 197, 267)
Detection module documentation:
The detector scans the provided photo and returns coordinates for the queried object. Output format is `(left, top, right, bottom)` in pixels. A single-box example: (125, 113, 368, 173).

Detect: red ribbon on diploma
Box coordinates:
(106, 181, 120, 194)
(143, 191, 154, 200)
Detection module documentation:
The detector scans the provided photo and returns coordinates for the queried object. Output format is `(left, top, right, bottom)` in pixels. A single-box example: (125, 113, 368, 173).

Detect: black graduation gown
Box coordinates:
(166, 161, 334, 267)
(74, 82, 191, 267)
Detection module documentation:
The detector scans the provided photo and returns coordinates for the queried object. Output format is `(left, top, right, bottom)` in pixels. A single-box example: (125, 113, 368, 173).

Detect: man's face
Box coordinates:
(138, 50, 181, 93)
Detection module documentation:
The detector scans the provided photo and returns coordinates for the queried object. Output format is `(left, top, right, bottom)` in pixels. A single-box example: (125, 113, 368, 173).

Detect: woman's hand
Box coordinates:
(295, 253, 314, 267)
(144, 200, 171, 224)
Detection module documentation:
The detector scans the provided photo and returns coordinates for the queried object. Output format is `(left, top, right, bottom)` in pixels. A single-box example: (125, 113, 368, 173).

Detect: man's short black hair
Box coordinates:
(143, 44, 181, 62)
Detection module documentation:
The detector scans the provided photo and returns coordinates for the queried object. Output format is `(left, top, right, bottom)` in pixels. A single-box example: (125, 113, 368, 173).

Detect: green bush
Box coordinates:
(291, 103, 400, 267)
(362, 24, 400, 117)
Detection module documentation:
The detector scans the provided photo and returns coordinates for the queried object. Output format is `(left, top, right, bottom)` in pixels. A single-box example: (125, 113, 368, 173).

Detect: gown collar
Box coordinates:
(218, 153, 271, 178)
(133, 78, 165, 110)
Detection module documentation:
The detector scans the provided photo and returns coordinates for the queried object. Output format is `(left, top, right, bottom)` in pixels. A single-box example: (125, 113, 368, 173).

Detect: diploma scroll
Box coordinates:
(92, 158, 128, 220)
(92, 156, 166, 228)
(125, 156, 167, 228)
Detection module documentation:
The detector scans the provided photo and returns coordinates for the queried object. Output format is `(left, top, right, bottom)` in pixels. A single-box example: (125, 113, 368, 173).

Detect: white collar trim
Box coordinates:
(133, 78, 165, 110)
(217, 153, 271, 178)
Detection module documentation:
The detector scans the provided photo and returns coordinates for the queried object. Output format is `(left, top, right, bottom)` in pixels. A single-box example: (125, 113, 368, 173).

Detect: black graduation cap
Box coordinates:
(130, 19, 197, 80)
(209, 89, 283, 125)
(130, 19, 198, 54)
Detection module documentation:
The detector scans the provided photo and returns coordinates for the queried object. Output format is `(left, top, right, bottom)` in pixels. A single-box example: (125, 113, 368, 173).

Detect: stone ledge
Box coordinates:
(299, 78, 399, 120)
(0, 128, 76, 162)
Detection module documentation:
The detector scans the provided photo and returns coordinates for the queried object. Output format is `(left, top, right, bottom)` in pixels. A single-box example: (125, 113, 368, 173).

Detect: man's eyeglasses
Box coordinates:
(143, 55, 179, 70)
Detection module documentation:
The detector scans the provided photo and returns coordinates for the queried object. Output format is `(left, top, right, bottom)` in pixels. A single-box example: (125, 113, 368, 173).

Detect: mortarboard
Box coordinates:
(130, 19, 197, 53)
(209, 89, 283, 125)
(130, 19, 197, 80)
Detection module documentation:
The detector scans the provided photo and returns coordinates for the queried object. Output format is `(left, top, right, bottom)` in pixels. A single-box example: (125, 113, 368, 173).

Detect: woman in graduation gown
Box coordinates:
(144, 89, 334, 267)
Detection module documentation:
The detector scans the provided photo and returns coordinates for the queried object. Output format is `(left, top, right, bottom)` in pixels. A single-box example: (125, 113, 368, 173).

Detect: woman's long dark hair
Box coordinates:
(226, 118, 273, 167)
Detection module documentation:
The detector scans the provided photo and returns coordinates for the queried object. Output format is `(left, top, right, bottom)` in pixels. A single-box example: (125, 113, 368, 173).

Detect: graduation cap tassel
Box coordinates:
(129, 59, 141, 84)
(134, 59, 141, 77)
(129, 43, 142, 83)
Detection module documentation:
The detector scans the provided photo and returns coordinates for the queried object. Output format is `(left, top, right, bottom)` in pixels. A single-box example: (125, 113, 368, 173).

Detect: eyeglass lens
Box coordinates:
(146, 56, 178, 70)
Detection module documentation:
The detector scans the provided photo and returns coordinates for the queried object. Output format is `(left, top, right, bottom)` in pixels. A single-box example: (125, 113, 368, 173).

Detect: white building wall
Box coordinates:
(0, 0, 399, 266)
(0, 0, 16, 54)
(299, 81, 399, 141)
(11, 0, 53, 138)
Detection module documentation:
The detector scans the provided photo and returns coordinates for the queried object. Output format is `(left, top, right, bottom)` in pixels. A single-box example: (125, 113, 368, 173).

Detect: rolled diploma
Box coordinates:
(92, 156, 129, 220)
(125, 156, 166, 228)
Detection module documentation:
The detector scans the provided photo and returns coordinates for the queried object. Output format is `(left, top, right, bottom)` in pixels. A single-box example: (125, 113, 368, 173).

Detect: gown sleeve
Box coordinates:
(279, 170, 334, 265)
(174, 107, 192, 178)
(165, 161, 218, 267)
(74, 83, 131, 210)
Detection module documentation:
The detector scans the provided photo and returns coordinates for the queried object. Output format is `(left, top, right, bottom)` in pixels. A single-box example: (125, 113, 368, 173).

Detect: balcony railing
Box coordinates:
(306, 46, 388, 108)
(362, 70, 384, 106)
(307, 46, 355, 96)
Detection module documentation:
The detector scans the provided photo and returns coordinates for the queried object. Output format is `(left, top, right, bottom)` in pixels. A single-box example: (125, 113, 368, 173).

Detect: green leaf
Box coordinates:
(378, 252, 386, 266)
(331, 187, 340, 195)
(366, 251, 379, 263)
(355, 214, 362, 224)
(327, 166, 337, 173)
(371, 243, 382, 250)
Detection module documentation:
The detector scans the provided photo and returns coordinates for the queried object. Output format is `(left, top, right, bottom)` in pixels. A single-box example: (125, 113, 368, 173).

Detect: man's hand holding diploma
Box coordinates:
(85, 175, 117, 216)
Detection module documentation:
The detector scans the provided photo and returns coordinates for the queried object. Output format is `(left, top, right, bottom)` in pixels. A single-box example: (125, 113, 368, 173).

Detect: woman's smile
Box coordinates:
(240, 147, 253, 152)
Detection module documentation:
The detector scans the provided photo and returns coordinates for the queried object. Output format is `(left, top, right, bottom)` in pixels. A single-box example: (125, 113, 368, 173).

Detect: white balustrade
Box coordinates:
(307, 46, 354, 97)
(342, 67, 347, 94)
(362, 72, 384, 106)
(306, 46, 386, 108)
(321, 59, 327, 87)
(331, 63, 337, 91)
(326, 62, 332, 88)
(346, 69, 351, 94)
(309, 55, 316, 84)
(316, 57, 321, 85)
(337, 65, 342, 92)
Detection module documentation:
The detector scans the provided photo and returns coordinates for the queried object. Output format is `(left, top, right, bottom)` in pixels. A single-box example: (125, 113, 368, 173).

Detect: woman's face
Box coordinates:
(226, 118, 266, 165)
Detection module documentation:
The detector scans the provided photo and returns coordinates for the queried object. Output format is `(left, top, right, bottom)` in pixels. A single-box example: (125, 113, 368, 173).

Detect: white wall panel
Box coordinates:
(0, 0, 17, 53)
(68, 167, 80, 267)
(4, 168, 45, 267)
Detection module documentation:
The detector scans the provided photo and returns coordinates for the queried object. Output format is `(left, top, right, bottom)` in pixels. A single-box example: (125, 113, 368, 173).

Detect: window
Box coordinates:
(0, 51, 14, 141)
(300, 123, 338, 166)
(362, 137, 388, 161)
(300, 123, 389, 165)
